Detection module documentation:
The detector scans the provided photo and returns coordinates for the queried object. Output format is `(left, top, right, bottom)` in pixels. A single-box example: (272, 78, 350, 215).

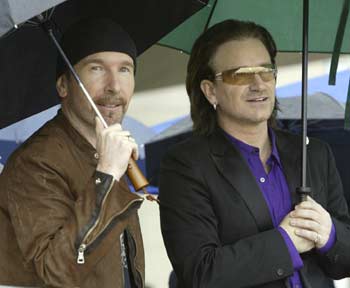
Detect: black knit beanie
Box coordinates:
(56, 17, 137, 78)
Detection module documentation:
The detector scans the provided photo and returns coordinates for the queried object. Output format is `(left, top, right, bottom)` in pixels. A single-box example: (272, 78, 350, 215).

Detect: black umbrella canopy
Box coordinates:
(0, 0, 207, 128)
(0, 0, 66, 37)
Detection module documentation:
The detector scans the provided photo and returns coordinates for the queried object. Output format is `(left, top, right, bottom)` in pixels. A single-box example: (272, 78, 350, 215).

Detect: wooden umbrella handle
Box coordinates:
(127, 159, 159, 203)
(127, 158, 149, 191)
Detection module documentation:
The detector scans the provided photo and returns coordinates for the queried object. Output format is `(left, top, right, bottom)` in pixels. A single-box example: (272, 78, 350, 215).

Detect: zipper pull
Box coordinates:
(77, 244, 86, 264)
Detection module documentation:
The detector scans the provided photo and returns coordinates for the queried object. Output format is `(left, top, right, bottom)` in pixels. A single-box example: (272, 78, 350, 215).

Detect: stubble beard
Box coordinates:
(94, 93, 127, 126)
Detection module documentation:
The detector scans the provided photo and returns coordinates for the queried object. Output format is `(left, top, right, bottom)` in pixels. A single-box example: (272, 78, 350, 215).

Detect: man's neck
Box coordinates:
(62, 108, 97, 148)
(220, 120, 272, 164)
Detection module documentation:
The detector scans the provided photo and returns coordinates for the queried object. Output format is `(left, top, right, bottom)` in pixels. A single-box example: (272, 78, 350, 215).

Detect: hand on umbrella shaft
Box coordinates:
(289, 196, 332, 249)
(280, 196, 332, 252)
(280, 213, 315, 253)
(95, 117, 138, 181)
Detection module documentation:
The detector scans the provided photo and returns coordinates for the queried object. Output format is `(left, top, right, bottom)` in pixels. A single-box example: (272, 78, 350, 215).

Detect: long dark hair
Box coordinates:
(186, 19, 278, 135)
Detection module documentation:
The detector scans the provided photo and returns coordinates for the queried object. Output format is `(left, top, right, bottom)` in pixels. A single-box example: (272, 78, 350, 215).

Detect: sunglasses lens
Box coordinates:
(226, 73, 254, 85)
(222, 69, 275, 85)
(260, 71, 275, 82)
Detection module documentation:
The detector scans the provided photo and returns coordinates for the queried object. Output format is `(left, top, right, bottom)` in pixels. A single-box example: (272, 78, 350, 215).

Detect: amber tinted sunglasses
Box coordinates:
(214, 64, 277, 85)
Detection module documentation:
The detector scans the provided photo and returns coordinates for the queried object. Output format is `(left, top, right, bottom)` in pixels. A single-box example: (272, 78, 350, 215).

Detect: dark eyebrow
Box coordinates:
(82, 58, 104, 65)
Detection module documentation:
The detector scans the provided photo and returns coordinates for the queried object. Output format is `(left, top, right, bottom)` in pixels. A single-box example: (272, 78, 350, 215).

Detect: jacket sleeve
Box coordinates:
(5, 149, 140, 287)
(315, 143, 350, 279)
(159, 149, 294, 288)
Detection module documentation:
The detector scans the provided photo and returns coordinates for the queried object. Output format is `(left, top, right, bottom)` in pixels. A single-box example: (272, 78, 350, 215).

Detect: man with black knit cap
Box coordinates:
(0, 18, 145, 288)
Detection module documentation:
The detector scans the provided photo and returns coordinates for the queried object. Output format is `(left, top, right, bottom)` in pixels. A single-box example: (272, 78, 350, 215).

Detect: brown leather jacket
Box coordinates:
(0, 112, 145, 287)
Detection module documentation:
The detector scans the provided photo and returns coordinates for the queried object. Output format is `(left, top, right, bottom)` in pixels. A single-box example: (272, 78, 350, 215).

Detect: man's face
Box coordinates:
(58, 51, 135, 128)
(205, 38, 276, 129)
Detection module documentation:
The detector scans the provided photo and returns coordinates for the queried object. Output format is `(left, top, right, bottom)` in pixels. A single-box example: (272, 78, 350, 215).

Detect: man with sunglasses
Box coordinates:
(159, 19, 350, 288)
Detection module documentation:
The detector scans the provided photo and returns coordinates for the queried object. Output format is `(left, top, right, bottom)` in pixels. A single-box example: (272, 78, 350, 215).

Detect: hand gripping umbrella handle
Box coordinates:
(72, 70, 151, 193)
(77, 75, 158, 201)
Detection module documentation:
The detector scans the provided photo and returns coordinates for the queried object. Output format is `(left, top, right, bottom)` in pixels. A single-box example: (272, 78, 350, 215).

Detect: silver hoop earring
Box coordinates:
(213, 103, 217, 110)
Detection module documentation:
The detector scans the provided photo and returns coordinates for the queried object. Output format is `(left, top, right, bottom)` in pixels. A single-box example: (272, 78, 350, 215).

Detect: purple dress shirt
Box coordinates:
(225, 129, 336, 288)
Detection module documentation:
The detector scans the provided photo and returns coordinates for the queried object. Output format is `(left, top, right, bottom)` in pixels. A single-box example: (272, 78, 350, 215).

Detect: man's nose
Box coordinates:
(249, 73, 265, 90)
(104, 71, 121, 94)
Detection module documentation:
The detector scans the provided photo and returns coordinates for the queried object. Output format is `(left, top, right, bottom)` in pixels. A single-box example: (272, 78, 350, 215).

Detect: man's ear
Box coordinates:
(200, 79, 217, 106)
(56, 74, 68, 98)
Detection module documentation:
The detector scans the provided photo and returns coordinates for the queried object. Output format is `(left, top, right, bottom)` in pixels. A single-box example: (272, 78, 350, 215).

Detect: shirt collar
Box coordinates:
(224, 127, 282, 166)
(224, 130, 258, 155)
(268, 127, 282, 165)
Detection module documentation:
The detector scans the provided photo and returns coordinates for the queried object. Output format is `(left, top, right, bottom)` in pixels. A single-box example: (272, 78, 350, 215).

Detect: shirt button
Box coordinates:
(276, 268, 284, 276)
(260, 177, 266, 183)
(94, 152, 99, 159)
(95, 177, 102, 185)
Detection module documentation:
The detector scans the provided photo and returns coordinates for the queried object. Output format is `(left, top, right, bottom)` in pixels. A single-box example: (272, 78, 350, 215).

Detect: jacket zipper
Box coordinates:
(76, 198, 142, 264)
(76, 180, 143, 264)
(76, 179, 114, 264)
(77, 244, 86, 264)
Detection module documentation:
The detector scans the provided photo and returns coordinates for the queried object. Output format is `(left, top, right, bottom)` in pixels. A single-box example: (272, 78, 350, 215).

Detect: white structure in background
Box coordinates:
(335, 279, 350, 288)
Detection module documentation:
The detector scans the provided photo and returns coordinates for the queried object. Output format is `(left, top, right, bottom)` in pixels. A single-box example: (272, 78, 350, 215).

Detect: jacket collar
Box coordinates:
(209, 127, 273, 231)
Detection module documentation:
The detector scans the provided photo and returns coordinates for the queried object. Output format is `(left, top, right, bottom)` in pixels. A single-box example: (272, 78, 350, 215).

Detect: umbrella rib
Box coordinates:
(0, 27, 22, 40)
(48, 7, 56, 20)
(26, 21, 40, 26)
(197, 0, 209, 5)
(329, 0, 350, 86)
(345, 81, 350, 130)
(203, 0, 218, 32)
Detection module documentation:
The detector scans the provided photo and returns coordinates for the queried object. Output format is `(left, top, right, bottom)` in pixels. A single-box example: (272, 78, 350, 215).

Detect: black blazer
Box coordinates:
(159, 128, 350, 288)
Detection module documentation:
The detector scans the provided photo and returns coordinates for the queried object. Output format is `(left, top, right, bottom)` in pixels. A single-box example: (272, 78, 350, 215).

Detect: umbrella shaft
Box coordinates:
(301, 0, 309, 188)
(46, 28, 108, 128)
(78, 82, 108, 128)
